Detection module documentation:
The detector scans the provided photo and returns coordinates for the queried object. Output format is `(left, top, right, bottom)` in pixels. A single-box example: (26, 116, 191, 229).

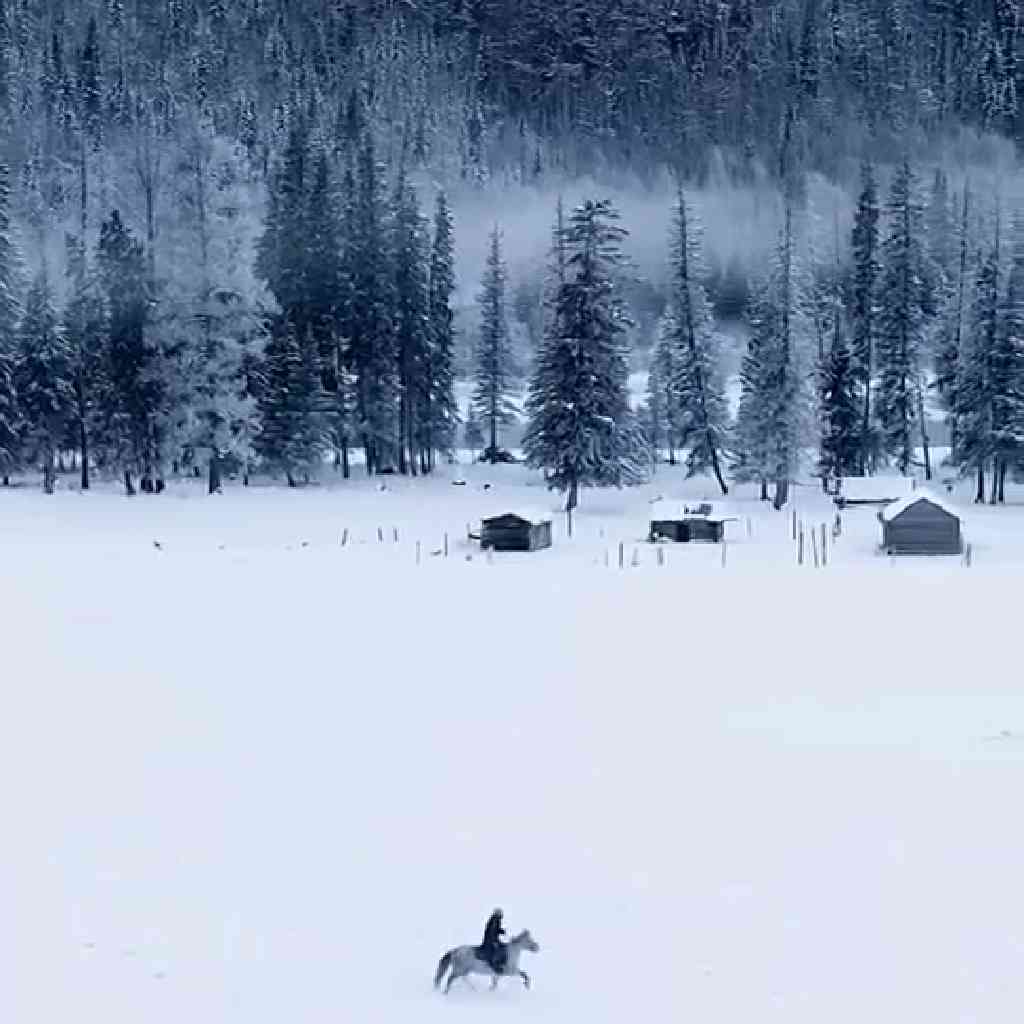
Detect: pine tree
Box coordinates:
(646, 318, 679, 464)
(16, 268, 71, 493)
(994, 212, 1024, 499)
(877, 159, 926, 476)
(523, 198, 648, 514)
(391, 168, 430, 475)
(663, 190, 730, 494)
(850, 159, 881, 473)
(62, 233, 106, 491)
(254, 323, 323, 485)
(463, 404, 484, 459)
(735, 206, 814, 509)
(345, 135, 396, 473)
(96, 209, 155, 493)
(0, 160, 22, 483)
(956, 232, 999, 501)
(817, 333, 861, 480)
(473, 225, 517, 461)
(426, 190, 458, 470)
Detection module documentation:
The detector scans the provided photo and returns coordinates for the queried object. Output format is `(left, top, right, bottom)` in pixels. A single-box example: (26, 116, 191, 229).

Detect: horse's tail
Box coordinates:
(434, 949, 453, 989)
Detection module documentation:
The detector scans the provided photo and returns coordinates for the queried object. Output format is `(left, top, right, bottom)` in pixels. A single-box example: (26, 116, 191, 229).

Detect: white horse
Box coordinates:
(433, 929, 540, 994)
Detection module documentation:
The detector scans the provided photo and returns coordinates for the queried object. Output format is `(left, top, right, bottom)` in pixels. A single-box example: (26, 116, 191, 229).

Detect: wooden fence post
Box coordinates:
(416, 540, 421, 565)
(821, 523, 828, 566)
(797, 524, 804, 565)
(444, 532, 449, 558)
(811, 527, 819, 568)
(378, 526, 383, 543)
(721, 539, 727, 568)
(618, 541, 625, 569)
(341, 527, 348, 547)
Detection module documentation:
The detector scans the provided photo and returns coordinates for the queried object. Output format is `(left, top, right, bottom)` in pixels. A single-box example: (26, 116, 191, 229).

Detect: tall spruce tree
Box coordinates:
(735, 205, 814, 509)
(523, 199, 648, 514)
(62, 233, 106, 490)
(877, 159, 927, 476)
(663, 189, 730, 494)
(646, 318, 679, 464)
(390, 168, 429, 475)
(817, 332, 861, 480)
(850, 159, 881, 473)
(346, 135, 396, 473)
(254, 323, 323, 485)
(16, 268, 71, 493)
(0, 160, 22, 483)
(96, 209, 153, 493)
(473, 225, 517, 461)
(993, 212, 1024, 500)
(425, 189, 458, 470)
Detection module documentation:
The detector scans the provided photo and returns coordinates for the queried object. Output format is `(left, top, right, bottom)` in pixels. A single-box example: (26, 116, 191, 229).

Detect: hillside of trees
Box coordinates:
(0, 1, 1022, 504)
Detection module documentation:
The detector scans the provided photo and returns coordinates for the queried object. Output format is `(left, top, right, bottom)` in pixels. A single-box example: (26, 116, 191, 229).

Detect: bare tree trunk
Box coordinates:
(975, 463, 985, 502)
(760, 478, 769, 501)
(341, 436, 350, 480)
(710, 449, 728, 495)
(124, 470, 136, 496)
(42, 448, 56, 495)
(772, 478, 790, 510)
(998, 460, 1007, 502)
(917, 385, 932, 481)
(208, 451, 222, 495)
(989, 459, 1000, 504)
(79, 410, 90, 491)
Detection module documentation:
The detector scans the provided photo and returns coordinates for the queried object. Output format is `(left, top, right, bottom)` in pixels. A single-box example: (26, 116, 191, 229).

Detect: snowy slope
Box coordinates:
(6, 465, 1024, 1023)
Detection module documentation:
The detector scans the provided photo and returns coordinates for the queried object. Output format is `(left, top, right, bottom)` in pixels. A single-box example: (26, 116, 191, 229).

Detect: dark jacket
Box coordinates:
(481, 910, 505, 952)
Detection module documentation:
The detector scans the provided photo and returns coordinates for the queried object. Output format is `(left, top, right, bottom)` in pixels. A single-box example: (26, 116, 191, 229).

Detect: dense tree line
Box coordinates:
(0, 2, 1023, 504)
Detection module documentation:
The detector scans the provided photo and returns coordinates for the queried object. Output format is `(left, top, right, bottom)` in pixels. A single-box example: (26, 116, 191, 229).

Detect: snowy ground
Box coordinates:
(6, 461, 1024, 1023)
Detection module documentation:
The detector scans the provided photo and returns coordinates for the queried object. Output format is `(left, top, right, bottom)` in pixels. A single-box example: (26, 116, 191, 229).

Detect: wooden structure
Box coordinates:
(649, 501, 728, 543)
(834, 475, 916, 508)
(480, 510, 553, 552)
(878, 491, 962, 555)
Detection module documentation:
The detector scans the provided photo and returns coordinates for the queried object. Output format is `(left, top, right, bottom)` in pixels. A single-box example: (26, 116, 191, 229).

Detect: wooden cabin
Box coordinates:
(834, 475, 917, 508)
(649, 501, 727, 543)
(480, 510, 553, 552)
(878, 491, 962, 555)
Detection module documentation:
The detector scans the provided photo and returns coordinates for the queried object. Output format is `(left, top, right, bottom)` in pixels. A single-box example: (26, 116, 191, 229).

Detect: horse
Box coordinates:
(433, 929, 540, 994)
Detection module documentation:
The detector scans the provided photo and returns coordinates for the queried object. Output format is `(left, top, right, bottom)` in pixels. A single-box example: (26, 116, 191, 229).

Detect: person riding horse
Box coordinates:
(477, 907, 508, 974)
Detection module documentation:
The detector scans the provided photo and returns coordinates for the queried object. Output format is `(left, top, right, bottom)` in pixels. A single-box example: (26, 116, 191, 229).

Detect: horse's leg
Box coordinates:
(519, 970, 530, 990)
(444, 968, 461, 995)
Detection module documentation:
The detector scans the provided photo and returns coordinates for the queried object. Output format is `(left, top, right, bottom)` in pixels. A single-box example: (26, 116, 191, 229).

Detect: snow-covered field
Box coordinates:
(7, 462, 1024, 1023)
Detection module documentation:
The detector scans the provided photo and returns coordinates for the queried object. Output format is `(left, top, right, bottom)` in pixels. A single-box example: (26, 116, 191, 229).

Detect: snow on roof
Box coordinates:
(650, 500, 727, 521)
(481, 507, 553, 525)
(879, 489, 961, 522)
(840, 476, 917, 499)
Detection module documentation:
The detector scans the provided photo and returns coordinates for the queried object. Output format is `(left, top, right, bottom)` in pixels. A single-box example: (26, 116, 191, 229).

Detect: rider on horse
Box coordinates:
(478, 907, 508, 974)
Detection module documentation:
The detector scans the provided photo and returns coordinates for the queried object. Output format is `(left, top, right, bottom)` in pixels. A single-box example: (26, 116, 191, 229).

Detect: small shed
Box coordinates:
(480, 509, 553, 552)
(878, 491, 962, 555)
(835, 475, 916, 508)
(649, 500, 727, 543)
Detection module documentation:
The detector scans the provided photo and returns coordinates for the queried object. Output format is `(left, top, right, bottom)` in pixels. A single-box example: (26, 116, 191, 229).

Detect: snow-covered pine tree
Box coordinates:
(0, 160, 23, 484)
(463, 404, 484, 460)
(304, 143, 344, 469)
(346, 134, 397, 473)
(95, 209, 154, 494)
(956, 226, 1000, 501)
(62, 233, 107, 490)
(390, 167, 429, 475)
(817, 332, 861, 481)
(933, 186, 974, 462)
(425, 189, 458, 470)
(473, 224, 517, 462)
(176, 130, 272, 493)
(523, 198, 648, 514)
(988, 212, 1024, 501)
(850, 159, 881, 474)
(732, 304, 771, 498)
(877, 159, 927, 477)
(736, 205, 815, 509)
(664, 189, 730, 494)
(254, 322, 322, 485)
(645, 319, 678, 464)
(16, 267, 72, 493)
(995, 211, 1024, 499)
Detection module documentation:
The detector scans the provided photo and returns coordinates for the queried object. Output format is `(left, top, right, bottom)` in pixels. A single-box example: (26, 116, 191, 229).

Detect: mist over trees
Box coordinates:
(0, 1, 1023, 501)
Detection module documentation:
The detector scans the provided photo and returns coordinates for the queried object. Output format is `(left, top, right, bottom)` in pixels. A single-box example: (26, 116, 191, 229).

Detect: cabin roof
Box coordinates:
(481, 507, 552, 526)
(879, 489, 961, 523)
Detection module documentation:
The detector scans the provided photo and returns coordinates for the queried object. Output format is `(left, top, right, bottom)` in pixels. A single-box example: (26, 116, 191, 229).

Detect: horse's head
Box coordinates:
(510, 929, 540, 953)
